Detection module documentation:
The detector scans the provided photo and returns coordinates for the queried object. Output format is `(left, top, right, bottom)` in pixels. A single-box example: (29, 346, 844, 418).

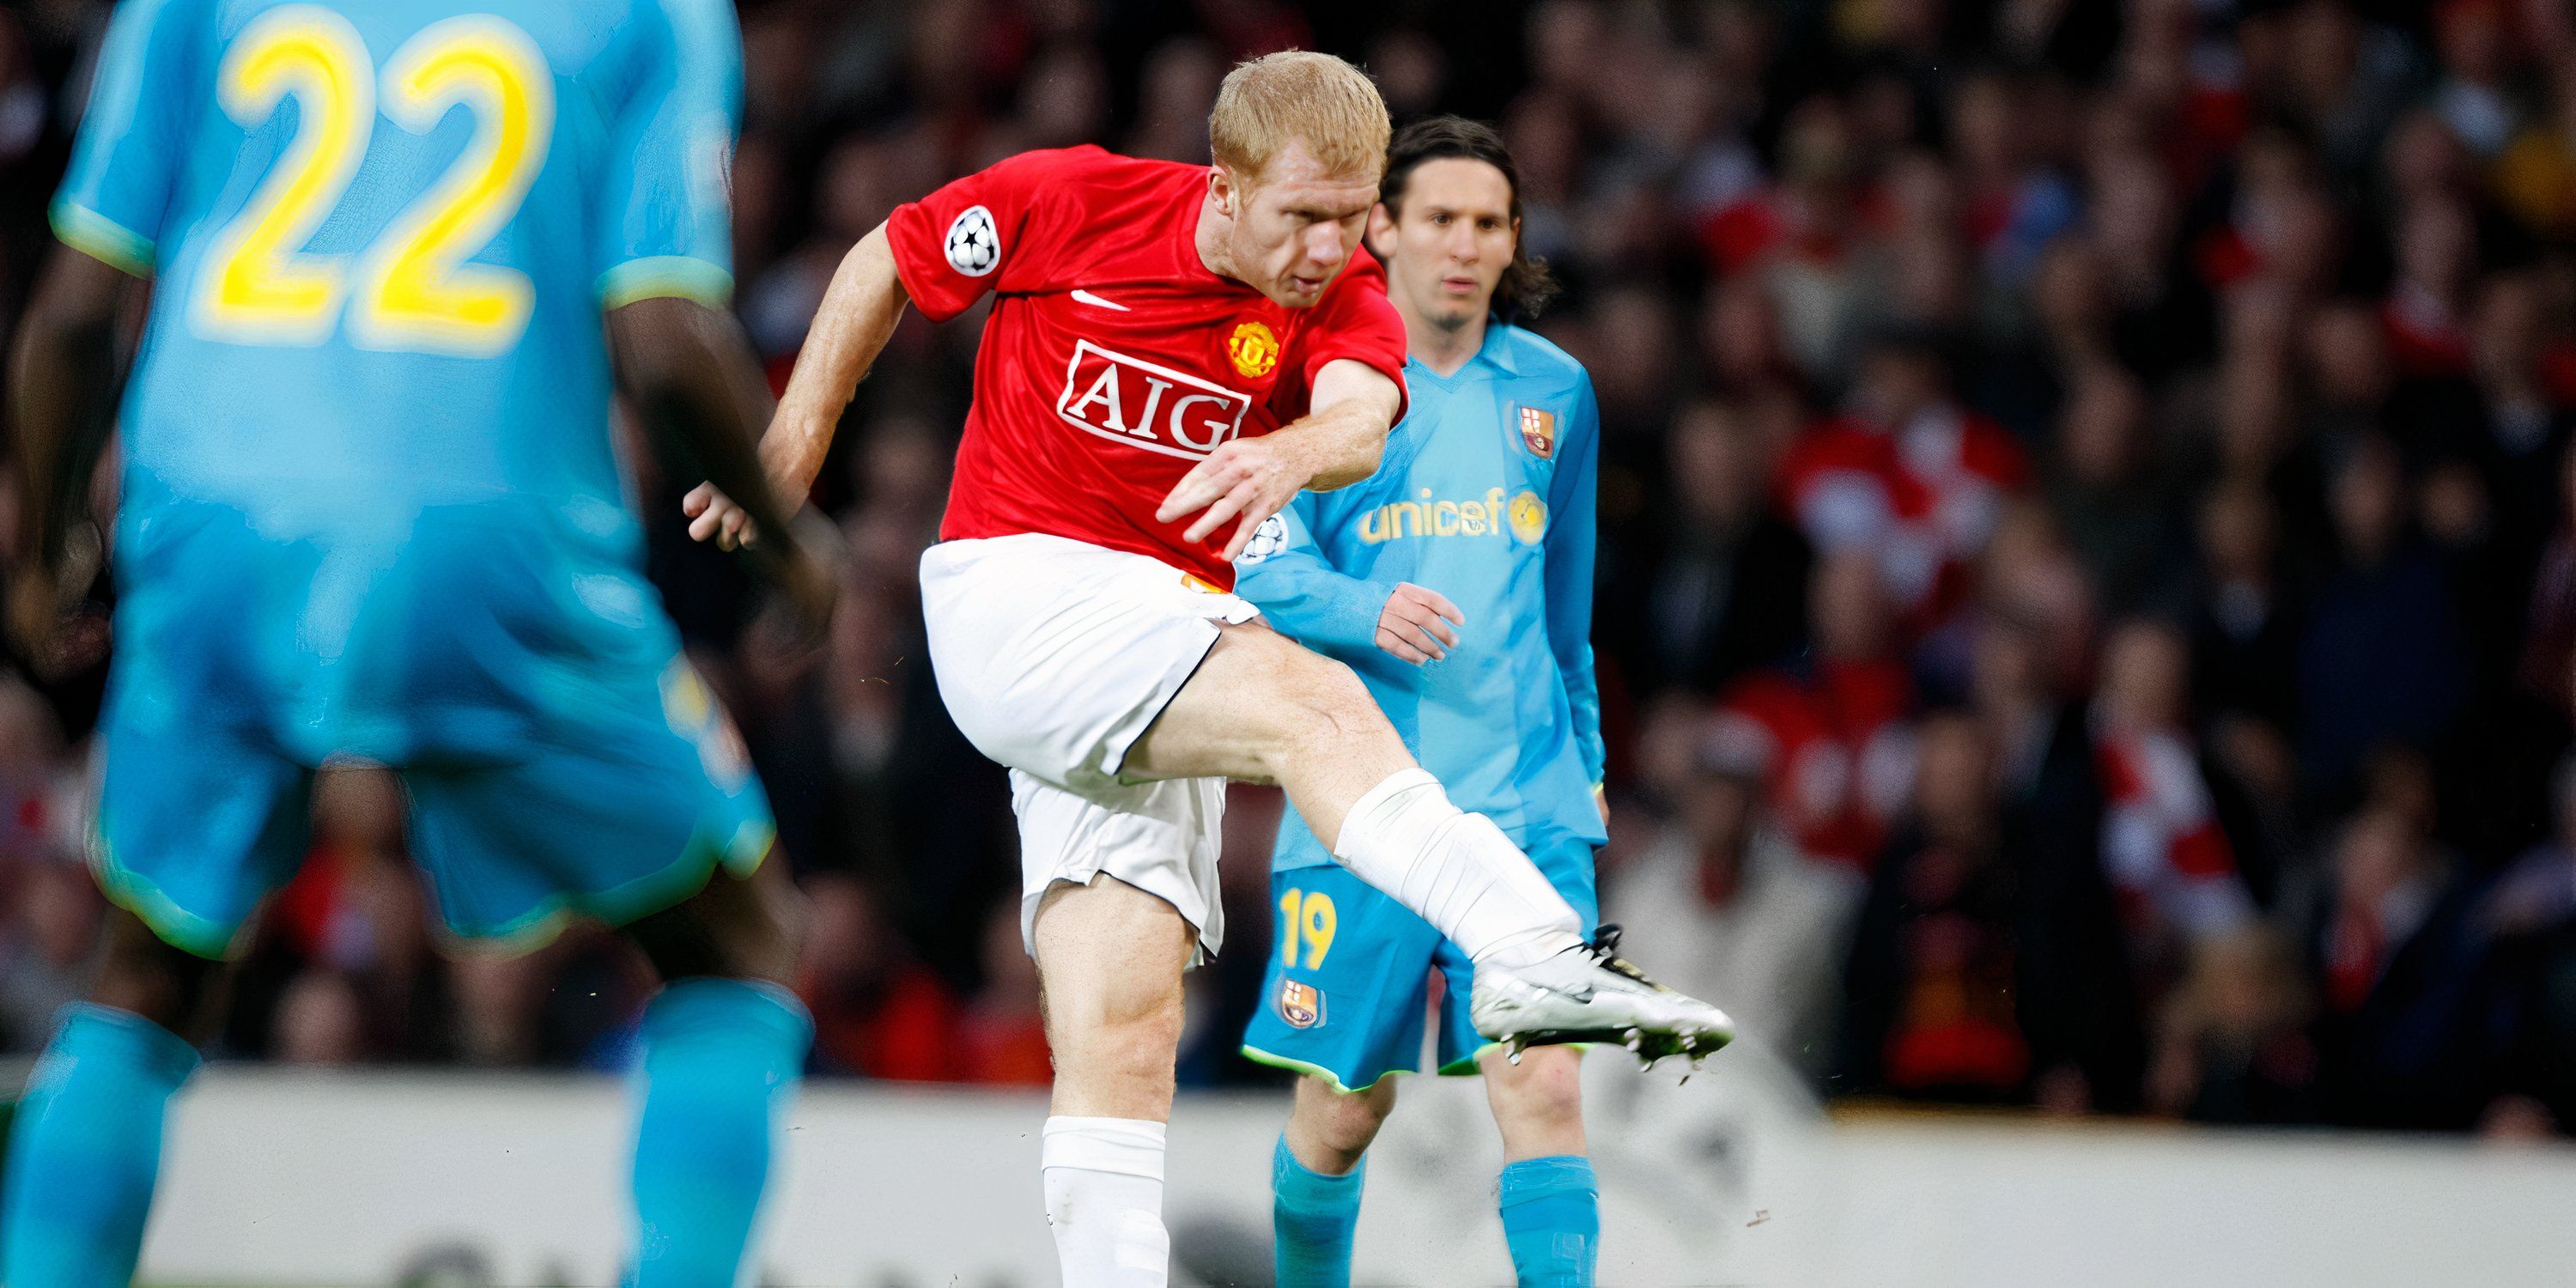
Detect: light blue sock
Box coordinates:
(2, 1004, 202, 1288)
(1498, 1155, 1598, 1288)
(627, 979, 812, 1288)
(1273, 1134, 1364, 1288)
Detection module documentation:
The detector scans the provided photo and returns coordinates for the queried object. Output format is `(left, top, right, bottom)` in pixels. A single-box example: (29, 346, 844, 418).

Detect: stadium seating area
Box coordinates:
(9, 0, 2576, 1136)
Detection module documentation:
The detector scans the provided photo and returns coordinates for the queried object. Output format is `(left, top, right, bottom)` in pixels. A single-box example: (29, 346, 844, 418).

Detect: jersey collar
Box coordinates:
(1406, 318, 1519, 386)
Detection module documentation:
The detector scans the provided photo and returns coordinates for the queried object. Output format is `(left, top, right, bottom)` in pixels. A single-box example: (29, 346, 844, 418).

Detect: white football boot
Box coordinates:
(1469, 925, 1735, 1064)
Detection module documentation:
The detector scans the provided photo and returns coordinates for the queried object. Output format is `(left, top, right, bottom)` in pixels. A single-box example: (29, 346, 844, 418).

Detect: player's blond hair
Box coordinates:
(1208, 51, 1390, 185)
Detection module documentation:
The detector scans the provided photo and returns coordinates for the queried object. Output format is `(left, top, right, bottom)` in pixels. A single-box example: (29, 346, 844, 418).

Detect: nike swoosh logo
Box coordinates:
(1071, 289, 1130, 312)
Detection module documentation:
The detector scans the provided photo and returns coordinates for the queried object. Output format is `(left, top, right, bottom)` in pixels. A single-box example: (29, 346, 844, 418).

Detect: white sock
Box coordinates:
(1329, 769, 1583, 968)
(1042, 1115, 1170, 1287)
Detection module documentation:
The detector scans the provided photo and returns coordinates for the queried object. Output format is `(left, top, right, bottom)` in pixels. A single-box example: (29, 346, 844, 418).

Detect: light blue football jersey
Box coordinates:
(53, 0, 741, 763)
(1236, 322, 1608, 870)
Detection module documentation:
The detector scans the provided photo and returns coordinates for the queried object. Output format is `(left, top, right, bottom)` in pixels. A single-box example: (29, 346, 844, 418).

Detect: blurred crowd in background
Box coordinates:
(11, 0, 2576, 1136)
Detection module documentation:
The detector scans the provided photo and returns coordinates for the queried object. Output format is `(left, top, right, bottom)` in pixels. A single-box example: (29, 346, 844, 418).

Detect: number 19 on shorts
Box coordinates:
(1279, 887, 1336, 970)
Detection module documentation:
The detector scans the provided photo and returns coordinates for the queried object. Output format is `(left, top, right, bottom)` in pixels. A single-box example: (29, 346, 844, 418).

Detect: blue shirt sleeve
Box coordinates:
(52, 0, 204, 276)
(1546, 375, 1607, 785)
(593, 0, 743, 308)
(1234, 495, 1389, 654)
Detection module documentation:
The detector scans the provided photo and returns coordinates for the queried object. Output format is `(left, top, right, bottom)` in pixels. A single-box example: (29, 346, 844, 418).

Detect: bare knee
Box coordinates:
(1285, 1073, 1396, 1174)
(1045, 970, 1184, 1077)
(1483, 1046, 1586, 1158)
(1040, 968, 1185, 1118)
(1260, 649, 1384, 773)
(1034, 878, 1194, 1118)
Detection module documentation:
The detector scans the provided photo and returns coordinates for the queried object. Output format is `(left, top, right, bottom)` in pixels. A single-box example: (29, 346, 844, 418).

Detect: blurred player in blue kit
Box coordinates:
(2, 1, 831, 1284)
(1236, 117, 1683, 1288)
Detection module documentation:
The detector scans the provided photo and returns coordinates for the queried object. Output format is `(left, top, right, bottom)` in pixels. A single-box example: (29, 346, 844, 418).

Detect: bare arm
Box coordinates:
(683, 222, 909, 548)
(608, 295, 833, 624)
(1279, 359, 1403, 489)
(8, 249, 138, 654)
(1154, 358, 1402, 561)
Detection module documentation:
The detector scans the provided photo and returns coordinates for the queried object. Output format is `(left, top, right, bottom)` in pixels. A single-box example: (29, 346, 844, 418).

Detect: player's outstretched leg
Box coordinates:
(619, 865, 812, 1288)
(1029, 874, 1197, 1288)
(1127, 622, 1732, 1058)
(2, 909, 216, 1288)
(1482, 1046, 1598, 1288)
(1273, 1077, 1394, 1288)
(1132, 620, 1574, 969)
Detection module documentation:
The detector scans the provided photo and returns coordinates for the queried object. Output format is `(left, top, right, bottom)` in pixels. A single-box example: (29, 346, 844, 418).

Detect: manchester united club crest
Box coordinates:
(1517, 404, 1557, 459)
(1228, 319, 1281, 379)
(1277, 979, 1325, 1029)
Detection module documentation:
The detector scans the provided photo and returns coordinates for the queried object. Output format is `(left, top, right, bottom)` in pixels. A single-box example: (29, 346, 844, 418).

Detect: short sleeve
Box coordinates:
(884, 148, 1081, 323)
(1283, 249, 1409, 422)
(52, 0, 204, 276)
(593, 0, 743, 309)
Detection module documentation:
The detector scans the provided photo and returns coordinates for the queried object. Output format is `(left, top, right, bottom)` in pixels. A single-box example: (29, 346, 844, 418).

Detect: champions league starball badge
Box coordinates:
(1237, 513, 1289, 563)
(945, 205, 999, 276)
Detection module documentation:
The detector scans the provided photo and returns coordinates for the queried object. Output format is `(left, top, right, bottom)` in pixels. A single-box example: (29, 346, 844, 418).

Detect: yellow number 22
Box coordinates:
(191, 7, 551, 356)
(1279, 887, 1338, 971)
(190, 7, 372, 346)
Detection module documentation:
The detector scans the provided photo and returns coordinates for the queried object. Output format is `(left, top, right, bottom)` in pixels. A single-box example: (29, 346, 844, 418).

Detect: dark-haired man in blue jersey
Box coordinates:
(1235, 116, 1714, 1288)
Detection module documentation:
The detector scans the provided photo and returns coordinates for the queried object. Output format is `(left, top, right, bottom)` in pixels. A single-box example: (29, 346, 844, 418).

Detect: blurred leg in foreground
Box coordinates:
(622, 862, 813, 1288)
(1, 912, 210, 1286)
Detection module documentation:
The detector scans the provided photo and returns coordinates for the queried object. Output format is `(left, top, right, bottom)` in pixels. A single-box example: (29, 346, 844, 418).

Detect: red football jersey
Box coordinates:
(885, 145, 1409, 588)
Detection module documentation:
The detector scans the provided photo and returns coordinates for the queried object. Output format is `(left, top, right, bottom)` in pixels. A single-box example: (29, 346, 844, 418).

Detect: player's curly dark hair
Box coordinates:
(1377, 115, 1560, 322)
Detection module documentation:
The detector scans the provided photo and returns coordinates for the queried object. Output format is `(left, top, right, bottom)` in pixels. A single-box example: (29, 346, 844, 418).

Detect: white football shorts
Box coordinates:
(918, 532, 1261, 963)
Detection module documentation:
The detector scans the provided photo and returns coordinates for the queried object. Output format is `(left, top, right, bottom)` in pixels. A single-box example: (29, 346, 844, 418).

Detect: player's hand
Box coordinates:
(683, 483, 759, 550)
(1156, 436, 1314, 562)
(1376, 582, 1464, 665)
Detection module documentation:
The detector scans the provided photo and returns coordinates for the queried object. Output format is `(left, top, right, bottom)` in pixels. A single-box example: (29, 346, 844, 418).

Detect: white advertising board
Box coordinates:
(129, 1042, 2576, 1286)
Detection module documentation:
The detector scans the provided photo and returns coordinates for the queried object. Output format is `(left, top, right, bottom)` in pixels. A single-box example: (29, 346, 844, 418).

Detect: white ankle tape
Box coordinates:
(1331, 770, 1580, 964)
(1042, 1116, 1168, 1181)
(1042, 1117, 1171, 1287)
(1333, 768, 1442, 855)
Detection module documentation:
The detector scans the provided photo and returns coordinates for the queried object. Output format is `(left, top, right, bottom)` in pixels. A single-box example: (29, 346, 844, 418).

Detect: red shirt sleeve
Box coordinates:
(885, 147, 1097, 323)
(1279, 247, 1409, 422)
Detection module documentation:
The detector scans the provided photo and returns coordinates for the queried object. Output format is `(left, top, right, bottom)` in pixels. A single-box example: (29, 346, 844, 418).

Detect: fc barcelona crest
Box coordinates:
(1517, 405, 1557, 459)
(1278, 979, 1325, 1029)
